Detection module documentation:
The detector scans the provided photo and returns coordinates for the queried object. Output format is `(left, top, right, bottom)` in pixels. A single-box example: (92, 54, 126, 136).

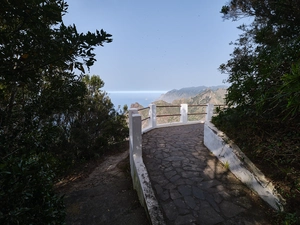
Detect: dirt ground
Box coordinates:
(56, 149, 150, 225)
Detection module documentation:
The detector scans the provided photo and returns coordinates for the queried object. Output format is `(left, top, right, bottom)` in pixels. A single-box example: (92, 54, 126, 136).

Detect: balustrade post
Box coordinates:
(180, 104, 188, 124)
(205, 104, 214, 122)
(148, 104, 157, 129)
(129, 108, 141, 177)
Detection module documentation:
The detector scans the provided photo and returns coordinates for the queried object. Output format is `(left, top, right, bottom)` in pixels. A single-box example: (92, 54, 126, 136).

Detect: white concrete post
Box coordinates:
(148, 104, 157, 129)
(180, 104, 188, 124)
(129, 108, 139, 178)
(205, 104, 214, 122)
(132, 114, 142, 157)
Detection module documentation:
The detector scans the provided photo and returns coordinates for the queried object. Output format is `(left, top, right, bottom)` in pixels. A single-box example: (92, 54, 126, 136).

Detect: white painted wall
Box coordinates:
(204, 121, 284, 211)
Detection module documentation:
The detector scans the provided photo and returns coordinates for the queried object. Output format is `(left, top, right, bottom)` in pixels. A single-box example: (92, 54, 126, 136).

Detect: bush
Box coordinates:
(0, 155, 65, 224)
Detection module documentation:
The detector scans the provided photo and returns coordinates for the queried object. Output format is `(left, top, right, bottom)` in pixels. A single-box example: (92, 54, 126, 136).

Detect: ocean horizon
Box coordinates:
(107, 91, 167, 109)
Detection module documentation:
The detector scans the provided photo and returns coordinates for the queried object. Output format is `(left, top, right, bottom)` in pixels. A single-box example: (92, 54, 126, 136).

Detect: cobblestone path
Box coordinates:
(142, 123, 273, 225)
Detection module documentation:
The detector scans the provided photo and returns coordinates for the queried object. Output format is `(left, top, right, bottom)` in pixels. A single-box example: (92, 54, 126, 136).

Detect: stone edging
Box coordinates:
(204, 121, 284, 211)
(131, 156, 165, 225)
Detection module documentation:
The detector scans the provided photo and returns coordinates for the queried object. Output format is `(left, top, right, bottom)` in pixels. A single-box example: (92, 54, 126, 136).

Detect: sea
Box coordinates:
(107, 91, 166, 109)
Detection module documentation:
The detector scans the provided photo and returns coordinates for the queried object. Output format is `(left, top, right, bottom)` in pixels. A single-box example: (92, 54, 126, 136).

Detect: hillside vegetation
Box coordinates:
(213, 1, 300, 224)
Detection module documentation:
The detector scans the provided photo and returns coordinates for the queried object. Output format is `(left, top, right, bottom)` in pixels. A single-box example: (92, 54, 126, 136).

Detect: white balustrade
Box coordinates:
(180, 104, 188, 123)
(148, 104, 157, 128)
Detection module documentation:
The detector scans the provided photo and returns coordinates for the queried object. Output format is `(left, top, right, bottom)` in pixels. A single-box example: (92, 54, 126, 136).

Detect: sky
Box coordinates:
(63, 1, 244, 92)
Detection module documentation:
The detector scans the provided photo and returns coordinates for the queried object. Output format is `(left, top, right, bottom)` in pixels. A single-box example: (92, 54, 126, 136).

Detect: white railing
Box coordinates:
(136, 103, 216, 133)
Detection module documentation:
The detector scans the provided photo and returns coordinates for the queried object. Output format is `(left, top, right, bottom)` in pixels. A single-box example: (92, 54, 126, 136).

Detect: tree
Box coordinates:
(68, 75, 128, 159)
(215, 1, 300, 221)
(219, 0, 300, 119)
(0, 1, 116, 223)
(0, 0, 113, 158)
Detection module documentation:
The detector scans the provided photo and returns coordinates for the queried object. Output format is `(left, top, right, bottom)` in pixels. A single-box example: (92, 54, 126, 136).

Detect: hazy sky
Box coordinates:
(63, 1, 243, 92)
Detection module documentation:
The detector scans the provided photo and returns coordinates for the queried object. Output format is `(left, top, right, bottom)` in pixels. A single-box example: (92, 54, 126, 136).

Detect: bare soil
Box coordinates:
(56, 147, 150, 225)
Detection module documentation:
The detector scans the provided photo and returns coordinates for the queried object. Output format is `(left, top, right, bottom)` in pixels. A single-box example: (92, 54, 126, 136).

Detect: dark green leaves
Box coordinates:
(0, 1, 126, 224)
(220, 0, 300, 119)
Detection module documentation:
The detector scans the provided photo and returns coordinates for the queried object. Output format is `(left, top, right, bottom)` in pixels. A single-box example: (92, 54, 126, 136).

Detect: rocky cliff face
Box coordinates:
(158, 85, 227, 103)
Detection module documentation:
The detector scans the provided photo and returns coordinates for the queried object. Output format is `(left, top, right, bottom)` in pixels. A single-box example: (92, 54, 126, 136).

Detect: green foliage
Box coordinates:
(0, 155, 65, 224)
(0, 1, 128, 224)
(215, 1, 300, 220)
(278, 63, 300, 119)
(219, 0, 300, 120)
(67, 75, 129, 159)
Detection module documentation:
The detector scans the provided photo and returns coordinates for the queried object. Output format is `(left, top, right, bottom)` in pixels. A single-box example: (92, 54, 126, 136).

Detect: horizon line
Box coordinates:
(107, 90, 167, 94)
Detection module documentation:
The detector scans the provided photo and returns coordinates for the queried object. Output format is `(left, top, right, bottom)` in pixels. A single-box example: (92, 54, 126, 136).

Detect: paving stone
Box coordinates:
(170, 174, 181, 183)
(177, 207, 190, 215)
(233, 196, 252, 209)
(181, 171, 200, 178)
(178, 185, 192, 196)
(192, 186, 205, 200)
(198, 180, 222, 189)
(174, 198, 187, 209)
(185, 179, 195, 185)
(155, 153, 164, 159)
(204, 192, 220, 213)
(174, 151, 185, 156)
(159, 190, 170, 201)
(219, 200, 245, 218)
(165, 156, 185, 161)
(174, 178, 186, 186)
(162, 152, 170, 158)
(182, 159, 191, 164)
(192, 177, 204, 183)
(197, 201, 224, 225)
(203, 167, 216, 179)
(155, 178, 169, 186)
(162, 148, 171, 153)
(230, 189, 242, 197)
(206, 159, 218, 169)
(172, 161, 182, 167)
(164, 170, 177, 179)
(212, 193, 223, 204)
(218, 190, 232, 200)
(175, 168, 184, 174)
(162, 201, 178, 221)
(224, 172, 240, 184)
(206, 187, 222, 194)
(216, 185, 226, 192)
(150, 175, 165, 183)
(164, 182, 177, 190)
(161, 161, 172, 167)
(164, 166, 173, 172)
(154, 184, 163, 195)
(182, 166, 203, 172)
(175, 214, 197, 225)
(184, 196, 196, 209)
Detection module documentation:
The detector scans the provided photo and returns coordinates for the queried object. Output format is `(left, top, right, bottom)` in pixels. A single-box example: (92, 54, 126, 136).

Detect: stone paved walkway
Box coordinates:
(142, 123, 273, 225)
